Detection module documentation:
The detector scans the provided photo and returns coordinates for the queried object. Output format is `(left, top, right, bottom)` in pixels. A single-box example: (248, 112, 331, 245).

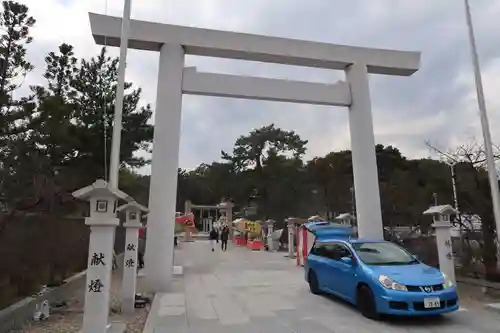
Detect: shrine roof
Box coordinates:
(117, 201, 149, 212)
(423, 205, 458, 216)
(216, 201, 235, 209)
(335, 213, 355, 220)
(72, 179, 131, 201)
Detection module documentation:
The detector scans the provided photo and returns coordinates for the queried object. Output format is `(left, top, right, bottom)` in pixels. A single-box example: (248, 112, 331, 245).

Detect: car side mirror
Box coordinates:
(340, 256, 353, 265)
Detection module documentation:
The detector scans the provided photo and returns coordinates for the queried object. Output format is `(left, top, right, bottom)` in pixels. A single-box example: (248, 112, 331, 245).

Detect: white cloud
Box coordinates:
(16, 0, 500, 171)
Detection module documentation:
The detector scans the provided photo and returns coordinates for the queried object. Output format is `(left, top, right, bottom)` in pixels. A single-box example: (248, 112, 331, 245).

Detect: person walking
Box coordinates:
(209, 227, 218, 252)
(138, 228, 146, 269)
(220, 225, 230, 251)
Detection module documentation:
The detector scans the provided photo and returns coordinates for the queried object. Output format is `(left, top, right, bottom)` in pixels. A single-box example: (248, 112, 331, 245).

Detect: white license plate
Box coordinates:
(424, 297, 441, 308)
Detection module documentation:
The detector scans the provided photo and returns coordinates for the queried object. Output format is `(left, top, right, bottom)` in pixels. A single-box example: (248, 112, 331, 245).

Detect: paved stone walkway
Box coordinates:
(148, 241, 500, 333)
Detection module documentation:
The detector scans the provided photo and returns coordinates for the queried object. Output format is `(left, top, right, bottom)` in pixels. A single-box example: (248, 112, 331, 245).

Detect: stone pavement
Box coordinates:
(146, 241, 500, 333)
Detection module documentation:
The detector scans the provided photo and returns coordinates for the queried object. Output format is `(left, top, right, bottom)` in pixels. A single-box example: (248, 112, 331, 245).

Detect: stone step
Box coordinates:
(189, 233, 209, 240)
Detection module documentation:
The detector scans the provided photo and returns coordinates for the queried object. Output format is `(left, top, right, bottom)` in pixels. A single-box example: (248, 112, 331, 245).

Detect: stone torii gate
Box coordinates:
(184, 199, 234, 233)
(88, 13, 421, 292)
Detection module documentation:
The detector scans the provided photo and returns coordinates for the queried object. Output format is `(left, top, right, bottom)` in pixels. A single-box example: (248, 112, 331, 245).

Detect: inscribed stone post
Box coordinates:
(266, 219, 275, 251)
(423, 205, 458, 285)
(117, 201, 149, 314)
(72, 179, 130, 333)
(287, 221, 295, 258)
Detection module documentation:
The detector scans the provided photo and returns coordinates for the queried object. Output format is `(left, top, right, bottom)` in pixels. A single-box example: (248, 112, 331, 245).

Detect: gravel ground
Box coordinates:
(11, 280, 495, 333)
(7, 245, 499, 333)
(457, 282, 500, 309)
(9, 270, 150, 333)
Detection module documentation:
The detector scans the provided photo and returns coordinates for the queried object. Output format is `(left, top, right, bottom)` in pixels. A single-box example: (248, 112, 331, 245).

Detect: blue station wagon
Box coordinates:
(304, 238, 459, 319)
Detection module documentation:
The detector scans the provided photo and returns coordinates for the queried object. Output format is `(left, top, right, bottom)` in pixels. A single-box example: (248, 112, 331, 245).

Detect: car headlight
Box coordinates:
(378, 275, 407, 291)
(442, 273, 454, 289)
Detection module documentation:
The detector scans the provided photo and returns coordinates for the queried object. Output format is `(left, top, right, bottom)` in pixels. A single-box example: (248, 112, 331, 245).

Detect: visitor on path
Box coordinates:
(138, 251, 145, 269)
(138, 228, 146, 269)
(209, 227, 218, 252)
(220, 225, 230, 251)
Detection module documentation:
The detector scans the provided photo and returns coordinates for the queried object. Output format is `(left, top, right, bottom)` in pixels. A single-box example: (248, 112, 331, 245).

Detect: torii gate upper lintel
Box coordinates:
(88, 12, 421, 293)
(89, 13, 420, 76)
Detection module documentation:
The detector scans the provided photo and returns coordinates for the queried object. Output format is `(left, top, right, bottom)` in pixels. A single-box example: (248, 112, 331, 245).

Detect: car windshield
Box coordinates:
(352, 242, 418, 266)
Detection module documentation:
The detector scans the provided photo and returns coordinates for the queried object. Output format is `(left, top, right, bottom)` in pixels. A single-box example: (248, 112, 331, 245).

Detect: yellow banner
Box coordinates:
(246, 221, 261, 234)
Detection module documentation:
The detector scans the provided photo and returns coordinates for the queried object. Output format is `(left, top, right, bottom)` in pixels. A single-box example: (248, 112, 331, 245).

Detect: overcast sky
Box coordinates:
(19, 0, 500, 172)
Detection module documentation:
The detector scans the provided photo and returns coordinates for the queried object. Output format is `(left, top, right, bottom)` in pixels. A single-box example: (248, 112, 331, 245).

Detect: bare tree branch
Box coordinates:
(425, 138, 500, 168)
(424, 140, 458, 164)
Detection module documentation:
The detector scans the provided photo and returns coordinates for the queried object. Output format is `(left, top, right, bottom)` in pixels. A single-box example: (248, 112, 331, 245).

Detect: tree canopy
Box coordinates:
(0, 1, 153, 220)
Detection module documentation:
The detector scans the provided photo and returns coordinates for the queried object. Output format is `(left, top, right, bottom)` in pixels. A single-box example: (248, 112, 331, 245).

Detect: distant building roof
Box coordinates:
(423, 204, 458, 216)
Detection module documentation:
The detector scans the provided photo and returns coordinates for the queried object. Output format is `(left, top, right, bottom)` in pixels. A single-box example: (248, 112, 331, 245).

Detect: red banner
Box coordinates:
(176, 213, 195, 227)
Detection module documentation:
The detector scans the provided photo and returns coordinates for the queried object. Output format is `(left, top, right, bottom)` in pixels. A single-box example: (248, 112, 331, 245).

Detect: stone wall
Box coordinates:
(0, 213, 128, 332)
(0, 253, 124, 332)
(0, 215, 89, 309)
(0, 270, 86, 332)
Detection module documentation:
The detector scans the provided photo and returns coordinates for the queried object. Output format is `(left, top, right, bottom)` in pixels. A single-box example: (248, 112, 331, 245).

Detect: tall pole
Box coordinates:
(109, 0, 132, 188)
(448, 162, 459, 212)
(350, 186, 356, 227)
(448, 160, 466, 248)
(464, 0, 500, 242)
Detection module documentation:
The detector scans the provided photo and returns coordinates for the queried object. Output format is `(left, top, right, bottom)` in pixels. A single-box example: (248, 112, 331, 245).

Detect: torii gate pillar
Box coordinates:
(346, 64, 383, 239)
(144, 43, 185, 292)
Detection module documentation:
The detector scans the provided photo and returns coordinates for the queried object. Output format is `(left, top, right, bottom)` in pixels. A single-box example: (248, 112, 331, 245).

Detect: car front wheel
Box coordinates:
(356, 285, 379, 320)
(308, 271, 321, 295)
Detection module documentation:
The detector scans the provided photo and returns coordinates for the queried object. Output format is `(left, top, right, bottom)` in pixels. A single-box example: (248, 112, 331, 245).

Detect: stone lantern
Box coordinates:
(72, 179, 130, 333)
(423, 204, 458, 285)
(183, 200, 194, 241)
(265, 219, 276, 251)
(285, 217, 297, 258)
(116, 201, 149, 314)
(335, 212, 355, 226)
(217, 199, 234, 236)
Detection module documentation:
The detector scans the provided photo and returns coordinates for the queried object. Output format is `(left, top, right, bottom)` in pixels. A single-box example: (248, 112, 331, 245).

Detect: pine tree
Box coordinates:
(68, 47, 153, 183)
(32, 44, 79, 174)
(25, 44, 81, 209)
(0, 1, 37, 216)
(28, 45, 154, 191)
(0, 1, 35, 133)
